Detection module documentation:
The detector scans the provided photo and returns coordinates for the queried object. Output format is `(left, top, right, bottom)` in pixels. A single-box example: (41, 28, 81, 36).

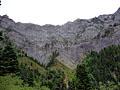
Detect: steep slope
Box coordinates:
(0, 8, 120, 69)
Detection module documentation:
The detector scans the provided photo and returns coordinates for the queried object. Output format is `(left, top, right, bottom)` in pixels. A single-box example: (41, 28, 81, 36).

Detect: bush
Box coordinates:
(0, 75, 34, 90)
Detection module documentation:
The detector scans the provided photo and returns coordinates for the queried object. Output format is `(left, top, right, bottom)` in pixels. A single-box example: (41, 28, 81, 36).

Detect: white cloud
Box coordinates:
(0, 0, 120, 25)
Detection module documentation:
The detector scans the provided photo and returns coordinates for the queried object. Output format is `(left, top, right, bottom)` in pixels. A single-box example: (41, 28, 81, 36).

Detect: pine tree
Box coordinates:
(0, 42, 18, 75)
(76, 64, 91, 90)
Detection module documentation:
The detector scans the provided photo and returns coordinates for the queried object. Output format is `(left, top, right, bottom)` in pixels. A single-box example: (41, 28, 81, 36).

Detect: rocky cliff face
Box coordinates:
(0, 8, 120, 69)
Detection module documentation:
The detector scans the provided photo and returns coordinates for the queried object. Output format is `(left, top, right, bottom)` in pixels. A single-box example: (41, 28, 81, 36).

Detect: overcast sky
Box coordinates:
(0, 0, 120, 25)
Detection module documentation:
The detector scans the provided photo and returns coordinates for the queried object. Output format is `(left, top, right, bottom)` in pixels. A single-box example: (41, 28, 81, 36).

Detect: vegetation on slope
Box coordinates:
(0, 29, 74, 90)
(71, 45, 120, 90)
(0, 28, 120, 90)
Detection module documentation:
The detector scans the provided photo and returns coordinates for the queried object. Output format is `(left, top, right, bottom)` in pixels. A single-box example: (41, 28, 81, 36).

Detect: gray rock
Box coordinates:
(0, 8, 120, 69)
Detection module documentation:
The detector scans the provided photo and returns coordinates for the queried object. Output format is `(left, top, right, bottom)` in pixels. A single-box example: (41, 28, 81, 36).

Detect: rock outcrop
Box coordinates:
(0, 8, 120, 69)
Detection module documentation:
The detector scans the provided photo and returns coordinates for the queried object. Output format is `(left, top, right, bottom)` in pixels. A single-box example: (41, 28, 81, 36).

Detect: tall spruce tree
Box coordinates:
(76, 64, 91, 90)
(0, 37, 18, 75)
(0, 43, 18, 75)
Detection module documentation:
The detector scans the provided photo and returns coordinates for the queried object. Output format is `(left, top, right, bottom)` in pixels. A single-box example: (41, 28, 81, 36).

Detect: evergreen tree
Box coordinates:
(0, 42, 18, 75)
(76, 64, 92, 90)
(42, 69, 65, 90)
(82, 45, 120, 89)
(19, 64, 34, 86)
(0, 31, 4, 41)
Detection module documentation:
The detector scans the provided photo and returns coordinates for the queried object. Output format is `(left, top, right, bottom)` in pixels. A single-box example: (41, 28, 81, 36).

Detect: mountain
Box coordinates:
(0, 8, 120, 69)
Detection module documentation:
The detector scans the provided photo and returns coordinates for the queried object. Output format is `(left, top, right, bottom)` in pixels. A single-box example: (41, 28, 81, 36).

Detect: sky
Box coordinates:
(0, 0, 120, 25)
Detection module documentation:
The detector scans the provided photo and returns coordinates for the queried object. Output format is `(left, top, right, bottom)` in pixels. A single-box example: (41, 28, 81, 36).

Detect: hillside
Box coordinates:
(0, 30, 75, 90)
(0, 30, 119, 90)
(0, 8, 120, 69)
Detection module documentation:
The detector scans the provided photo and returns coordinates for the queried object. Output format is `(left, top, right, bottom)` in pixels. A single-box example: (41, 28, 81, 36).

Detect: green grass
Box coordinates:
(18, 56, 75, 81)
(48, 60, 75, 81)
(18, 57, 46, 74)
(0, 75, 51, 90)
(0, 75, 34, 90)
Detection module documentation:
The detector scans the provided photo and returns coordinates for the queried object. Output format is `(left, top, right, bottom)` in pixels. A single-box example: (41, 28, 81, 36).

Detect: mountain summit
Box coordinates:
(0, 8, 120, 69)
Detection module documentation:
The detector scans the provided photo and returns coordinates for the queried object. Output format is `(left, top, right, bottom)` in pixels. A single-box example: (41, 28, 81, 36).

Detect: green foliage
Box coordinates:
(50, 60, 75, 81)
(18, 56, 75, 90)
(70, 45, 120, 90)
(17, 55, 71, 90)
(1, 29, 119, 90)
(19, 64, 34, 86)
(0, 32, 18, 75)
(41, 68, 66, 90)
(0, 31, 4, 41)
(0, 75, 34, 90)
(75, 64, 92, 90)
(69, 64, 93, 90)
(0, 29, 75, 90)
(99, 82, 120, 90)
(18, 57, 46, 74)
(82, 45, 120, 89)
(39, 86, 50, 90)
